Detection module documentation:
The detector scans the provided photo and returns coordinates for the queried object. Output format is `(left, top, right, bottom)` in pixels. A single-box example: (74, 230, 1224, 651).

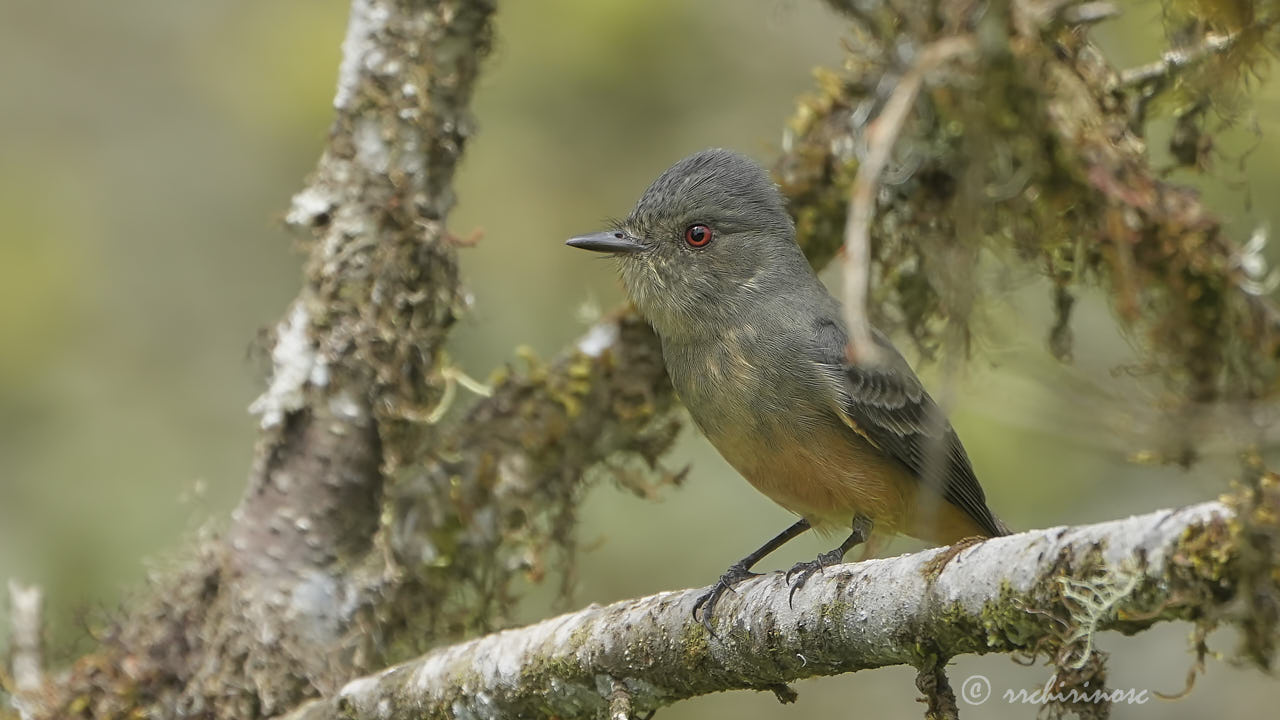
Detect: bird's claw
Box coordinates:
(692, 562, 760, 634)
(785, 549, 845, 607)
(785, 561, 822, 607)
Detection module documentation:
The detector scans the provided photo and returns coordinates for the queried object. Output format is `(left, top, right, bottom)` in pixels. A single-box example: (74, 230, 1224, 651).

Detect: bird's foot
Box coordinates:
(785, 548, 846, 607)
(692, 562, 760, 633)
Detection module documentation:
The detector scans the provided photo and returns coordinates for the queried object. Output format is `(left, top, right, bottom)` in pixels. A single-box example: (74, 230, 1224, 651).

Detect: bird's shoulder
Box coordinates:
(804, 315, 926, 408)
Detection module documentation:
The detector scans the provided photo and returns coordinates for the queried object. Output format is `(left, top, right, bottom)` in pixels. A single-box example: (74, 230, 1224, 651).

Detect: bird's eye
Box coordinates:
(684, 224, 713, 248)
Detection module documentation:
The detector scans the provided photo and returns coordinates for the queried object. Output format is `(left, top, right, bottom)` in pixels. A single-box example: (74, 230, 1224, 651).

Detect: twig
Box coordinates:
(1060, 2, 1121, 26)
(8, 579, 44, 715)
(916, 664, 959, 720)
(608, 677, 633, 720)
(1114, 32, 1238, 90)
(842, 36, 977, 365)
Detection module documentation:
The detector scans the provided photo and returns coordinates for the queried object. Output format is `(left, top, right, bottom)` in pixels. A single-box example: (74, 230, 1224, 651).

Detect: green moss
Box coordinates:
(773, 10, 1280, 406)
(923, 581, 1049, 659)
(680, 624, 712, 664)
(820, 598, 854, 625)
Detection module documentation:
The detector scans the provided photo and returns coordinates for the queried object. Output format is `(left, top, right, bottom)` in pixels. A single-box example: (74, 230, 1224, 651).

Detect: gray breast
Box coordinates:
(662, 325, 832, 443)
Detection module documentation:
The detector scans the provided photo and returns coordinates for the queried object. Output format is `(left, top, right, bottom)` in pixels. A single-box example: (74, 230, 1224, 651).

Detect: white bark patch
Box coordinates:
(286, 187, 335, 228)
(354, 116, 390, 175)
(577, 321, 619, 358)
(334, 0, 390, 110)
(8, 579, 43, 716)
(338, 675, 381, 705)
(249, 303, 328, 428)
(289, 569, 342, 644)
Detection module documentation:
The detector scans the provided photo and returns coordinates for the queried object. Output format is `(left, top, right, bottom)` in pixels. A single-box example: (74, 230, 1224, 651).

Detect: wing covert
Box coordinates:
(810, 318, 1005, 537)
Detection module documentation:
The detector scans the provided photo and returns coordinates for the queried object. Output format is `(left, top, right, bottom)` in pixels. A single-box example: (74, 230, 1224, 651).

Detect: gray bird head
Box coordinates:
(566, 148, 812, 339)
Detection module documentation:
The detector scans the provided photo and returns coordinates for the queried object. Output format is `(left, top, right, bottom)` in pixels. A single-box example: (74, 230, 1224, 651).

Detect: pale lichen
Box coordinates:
(248, 302, 328, 429)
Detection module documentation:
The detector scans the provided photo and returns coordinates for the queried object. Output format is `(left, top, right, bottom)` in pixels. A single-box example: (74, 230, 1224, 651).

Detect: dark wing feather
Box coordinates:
(810, 319, 1006, 537)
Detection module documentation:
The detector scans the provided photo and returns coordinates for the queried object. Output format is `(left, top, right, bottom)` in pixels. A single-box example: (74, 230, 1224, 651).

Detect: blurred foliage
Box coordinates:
(1, 0, 1279, 717)
(782, 0, 1280, 480)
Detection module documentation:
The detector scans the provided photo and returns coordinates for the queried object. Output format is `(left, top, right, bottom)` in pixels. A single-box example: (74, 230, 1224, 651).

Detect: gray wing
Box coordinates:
(810, 318, 1006, 537)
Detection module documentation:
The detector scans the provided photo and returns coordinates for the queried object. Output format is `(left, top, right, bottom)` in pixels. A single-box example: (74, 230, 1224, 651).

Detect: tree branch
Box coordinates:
(40, 2, 497, 717)
(282, 502, 1241, 719)
(841, 35, 977, 365)
(212, 0, 499, 707)
(6, 581, 44, 720)
(1115, 32, 1239, 90)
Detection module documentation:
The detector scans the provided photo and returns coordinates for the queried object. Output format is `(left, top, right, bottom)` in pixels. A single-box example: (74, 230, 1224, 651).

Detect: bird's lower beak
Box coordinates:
(565, 231, 645, 255)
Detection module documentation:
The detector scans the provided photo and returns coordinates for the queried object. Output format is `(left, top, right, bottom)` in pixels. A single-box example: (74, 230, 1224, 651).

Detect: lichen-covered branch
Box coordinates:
(281, 501, 1247, 720)
(788, 1, 1280, 414)
(38, 2, 496, 718)
(6, 581, 44, 719)
(840, 34, 978, 365)
(370, 311, 684, 646)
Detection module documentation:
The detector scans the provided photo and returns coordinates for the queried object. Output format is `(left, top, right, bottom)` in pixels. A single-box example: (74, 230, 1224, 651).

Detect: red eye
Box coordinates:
(684, 224, 713, 248)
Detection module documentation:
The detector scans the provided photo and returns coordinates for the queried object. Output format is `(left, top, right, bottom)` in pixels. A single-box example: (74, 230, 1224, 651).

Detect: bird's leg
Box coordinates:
(693, 518, 811, 632)
(785, 514, 873, 606)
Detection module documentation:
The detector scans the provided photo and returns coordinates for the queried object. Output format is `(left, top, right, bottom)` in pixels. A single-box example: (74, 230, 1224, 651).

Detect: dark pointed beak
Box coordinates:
(565, 231, 645, 255)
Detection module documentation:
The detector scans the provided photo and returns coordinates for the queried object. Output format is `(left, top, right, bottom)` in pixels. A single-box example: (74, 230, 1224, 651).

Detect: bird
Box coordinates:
(565, 148, 1008, 629)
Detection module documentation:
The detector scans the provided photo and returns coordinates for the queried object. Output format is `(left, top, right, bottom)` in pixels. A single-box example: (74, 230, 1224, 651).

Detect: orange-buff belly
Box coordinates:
(711, 421, 987, 546)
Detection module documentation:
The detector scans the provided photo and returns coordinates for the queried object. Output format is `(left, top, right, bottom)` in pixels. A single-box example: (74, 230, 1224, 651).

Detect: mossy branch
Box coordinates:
(786, 1, 1280, 410)
(34, 2, 498, 718)
(281, 502, 1242, 720)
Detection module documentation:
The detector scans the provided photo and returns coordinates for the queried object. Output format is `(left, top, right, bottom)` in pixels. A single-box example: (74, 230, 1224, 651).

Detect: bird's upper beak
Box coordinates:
(565, 230, 646, 255)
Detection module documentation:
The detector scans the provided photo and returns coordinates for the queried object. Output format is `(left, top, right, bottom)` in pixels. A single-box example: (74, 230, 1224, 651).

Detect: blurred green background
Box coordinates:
(1, 1, 1277, 717)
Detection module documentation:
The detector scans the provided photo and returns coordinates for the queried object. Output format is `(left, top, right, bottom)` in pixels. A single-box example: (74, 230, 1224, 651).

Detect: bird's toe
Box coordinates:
(693, 563, 761, 634)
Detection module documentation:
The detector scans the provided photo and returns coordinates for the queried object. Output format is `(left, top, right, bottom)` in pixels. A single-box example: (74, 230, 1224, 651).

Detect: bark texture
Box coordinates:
(284, 501, 1245, 720)
(36, 1, 497, 718)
